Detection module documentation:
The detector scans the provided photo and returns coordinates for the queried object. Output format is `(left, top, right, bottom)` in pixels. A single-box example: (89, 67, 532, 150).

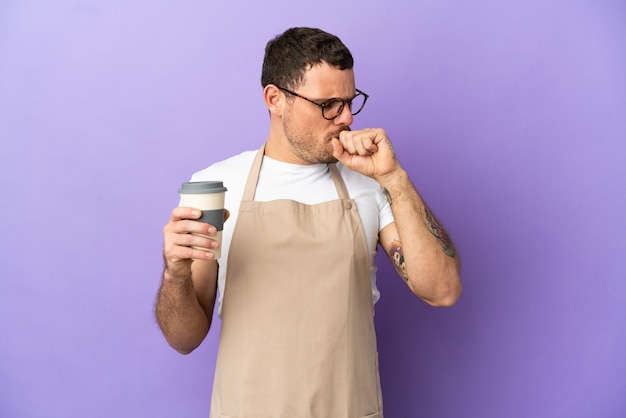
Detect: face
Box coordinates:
(281, 63, 356, 164)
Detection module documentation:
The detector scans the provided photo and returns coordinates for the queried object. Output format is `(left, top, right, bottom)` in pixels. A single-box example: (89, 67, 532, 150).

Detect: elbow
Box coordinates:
(427, 285, 462, 307)
(174, 346, 197, 355)
(411, 272, 463, 307)
(167, 338, 203, 355)
(155, 315, 211, 355)
(159, 327, 207, 355)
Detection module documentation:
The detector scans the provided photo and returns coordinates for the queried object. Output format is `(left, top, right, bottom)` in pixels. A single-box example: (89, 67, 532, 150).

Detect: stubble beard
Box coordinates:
(282, 114, 347, 165)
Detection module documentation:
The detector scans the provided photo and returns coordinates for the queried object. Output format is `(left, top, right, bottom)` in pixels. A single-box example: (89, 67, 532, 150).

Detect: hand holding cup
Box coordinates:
(178, 181, 228, 259)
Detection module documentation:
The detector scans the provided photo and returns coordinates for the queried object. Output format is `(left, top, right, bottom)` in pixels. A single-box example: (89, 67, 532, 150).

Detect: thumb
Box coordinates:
(331, 137, 345, 161)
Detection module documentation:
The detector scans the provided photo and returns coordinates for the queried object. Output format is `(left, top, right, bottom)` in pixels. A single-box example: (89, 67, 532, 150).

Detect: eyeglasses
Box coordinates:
(276, 86, 369, 120)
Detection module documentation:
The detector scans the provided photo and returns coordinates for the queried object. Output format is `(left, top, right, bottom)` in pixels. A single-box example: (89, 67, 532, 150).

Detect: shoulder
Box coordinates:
(190, 150, 257, 182)
(188, 149, 258, 208)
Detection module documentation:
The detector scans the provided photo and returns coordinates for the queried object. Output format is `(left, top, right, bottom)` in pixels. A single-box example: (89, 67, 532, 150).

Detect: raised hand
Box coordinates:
(331, 128, 400, 180)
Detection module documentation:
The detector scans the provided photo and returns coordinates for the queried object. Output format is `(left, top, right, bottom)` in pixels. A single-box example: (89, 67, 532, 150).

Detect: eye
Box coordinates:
(323, 98, 343, 112)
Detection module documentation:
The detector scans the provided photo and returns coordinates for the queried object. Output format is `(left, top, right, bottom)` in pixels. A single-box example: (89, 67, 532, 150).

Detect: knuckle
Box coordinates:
(180, 246, 194, 259)
(181, 233, 196, 246)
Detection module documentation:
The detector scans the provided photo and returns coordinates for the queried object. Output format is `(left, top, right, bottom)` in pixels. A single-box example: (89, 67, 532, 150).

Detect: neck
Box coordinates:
(264, 136, 314, 165)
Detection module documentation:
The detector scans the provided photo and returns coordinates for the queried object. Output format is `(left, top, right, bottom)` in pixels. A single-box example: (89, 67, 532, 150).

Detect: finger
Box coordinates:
(339, 130, 377, 155)
(364, 134, 379, 152)
(224, 209, 231, 222)
(166, 218, 218, 237)
(171, 206, 202, 222)
(354, 137, 376, 156)
(179, 235, 221, 255)
(334, 130, 351, 152)
(369, 128, 390, 150)
(164, 228, 220, 260)
(165, 240, 216, 262)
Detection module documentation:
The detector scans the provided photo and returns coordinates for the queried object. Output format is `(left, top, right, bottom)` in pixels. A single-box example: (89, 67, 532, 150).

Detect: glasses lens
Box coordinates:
(322, 99, 344, 120)
(349, 93, 366, 116)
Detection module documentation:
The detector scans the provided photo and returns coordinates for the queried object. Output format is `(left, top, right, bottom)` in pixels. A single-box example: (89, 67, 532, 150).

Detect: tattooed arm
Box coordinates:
(332, 128, 462, 306)
(378, 176, 462, 306)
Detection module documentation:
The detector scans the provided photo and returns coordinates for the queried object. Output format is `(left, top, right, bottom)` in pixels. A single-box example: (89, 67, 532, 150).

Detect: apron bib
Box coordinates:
(210, 145, 383, 418)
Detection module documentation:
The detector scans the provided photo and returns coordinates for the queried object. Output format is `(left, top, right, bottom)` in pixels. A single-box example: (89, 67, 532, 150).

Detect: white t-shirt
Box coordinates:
(189, 149, 395, 315)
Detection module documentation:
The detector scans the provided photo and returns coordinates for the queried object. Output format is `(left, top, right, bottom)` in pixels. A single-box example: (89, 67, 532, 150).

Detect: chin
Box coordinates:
(318, 145, 338, 164)
(320, 156, 338, 164)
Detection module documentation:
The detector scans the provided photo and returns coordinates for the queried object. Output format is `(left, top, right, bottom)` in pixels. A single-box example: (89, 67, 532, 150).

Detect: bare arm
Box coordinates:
(332, 129, 462, 306)
(378, 173, 461, 306)
(155, 207, 222, 354)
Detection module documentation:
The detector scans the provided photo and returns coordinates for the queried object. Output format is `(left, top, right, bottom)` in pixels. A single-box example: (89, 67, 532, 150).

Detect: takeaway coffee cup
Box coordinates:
(178, 181, 227, 259)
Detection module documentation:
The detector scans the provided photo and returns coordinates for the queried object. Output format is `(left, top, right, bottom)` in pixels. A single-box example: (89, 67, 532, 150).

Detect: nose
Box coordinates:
(334, 104, 353, 126)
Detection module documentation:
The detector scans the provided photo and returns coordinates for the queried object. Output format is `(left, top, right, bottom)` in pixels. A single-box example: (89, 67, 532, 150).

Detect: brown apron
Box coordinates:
(209, 146, 383, 418)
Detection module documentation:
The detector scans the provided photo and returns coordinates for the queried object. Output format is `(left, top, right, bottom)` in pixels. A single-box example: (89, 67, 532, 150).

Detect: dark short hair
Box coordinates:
(261, 27, 354, 90)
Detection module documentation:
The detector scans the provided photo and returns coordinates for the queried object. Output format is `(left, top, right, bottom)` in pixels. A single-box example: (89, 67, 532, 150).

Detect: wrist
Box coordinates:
(374, 165, 408, 188)
(162, 260, 192, 282)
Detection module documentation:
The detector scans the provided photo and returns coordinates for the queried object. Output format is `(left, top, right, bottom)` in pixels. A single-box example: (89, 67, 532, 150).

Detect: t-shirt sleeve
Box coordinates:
(377, 187, 394, 231)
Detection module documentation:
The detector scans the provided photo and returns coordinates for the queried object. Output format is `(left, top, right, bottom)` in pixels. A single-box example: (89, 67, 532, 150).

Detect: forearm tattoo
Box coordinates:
(384, 187, 456, 282)
(424, 206, 456, 257)
(389, 239, 409, 281)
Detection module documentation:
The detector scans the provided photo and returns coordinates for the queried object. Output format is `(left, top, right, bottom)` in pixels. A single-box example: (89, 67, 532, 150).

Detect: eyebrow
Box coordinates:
(313, 91, 358, 102)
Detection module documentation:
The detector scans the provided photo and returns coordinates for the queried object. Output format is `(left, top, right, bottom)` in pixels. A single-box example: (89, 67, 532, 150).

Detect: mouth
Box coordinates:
(328, 126, 351, 141)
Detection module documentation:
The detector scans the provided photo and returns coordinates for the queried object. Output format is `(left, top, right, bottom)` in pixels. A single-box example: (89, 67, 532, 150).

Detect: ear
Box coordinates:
(263, 84, 284, 116)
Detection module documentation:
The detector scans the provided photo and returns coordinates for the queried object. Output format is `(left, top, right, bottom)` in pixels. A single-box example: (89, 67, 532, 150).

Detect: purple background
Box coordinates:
(1, 1, 625, 417)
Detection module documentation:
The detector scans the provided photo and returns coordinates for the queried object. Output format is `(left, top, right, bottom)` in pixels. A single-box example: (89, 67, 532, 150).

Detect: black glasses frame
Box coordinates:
(276, 86, 369, 120)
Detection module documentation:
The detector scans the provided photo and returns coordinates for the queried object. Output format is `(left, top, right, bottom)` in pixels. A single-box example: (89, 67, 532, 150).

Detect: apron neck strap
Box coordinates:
(242, 144, 351, 201)
(328, 163, 350, 200)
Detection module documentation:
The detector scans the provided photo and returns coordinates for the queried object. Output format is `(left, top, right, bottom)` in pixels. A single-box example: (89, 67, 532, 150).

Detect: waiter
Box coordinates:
(155, 27, 462, 417)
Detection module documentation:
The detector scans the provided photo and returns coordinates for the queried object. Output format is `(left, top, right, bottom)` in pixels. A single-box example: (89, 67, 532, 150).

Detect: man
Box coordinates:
(156, 27, 461, 417)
